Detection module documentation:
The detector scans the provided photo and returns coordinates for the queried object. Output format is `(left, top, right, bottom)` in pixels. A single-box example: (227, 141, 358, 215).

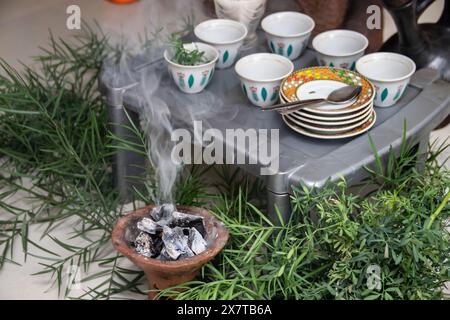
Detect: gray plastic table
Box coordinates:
(100, 44, 450, 222)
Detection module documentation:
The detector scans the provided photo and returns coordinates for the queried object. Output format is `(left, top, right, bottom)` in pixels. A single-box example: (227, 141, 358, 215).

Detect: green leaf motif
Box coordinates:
(287, 45, 293, 57)
(329, 62, 334, 67)
(393, 91, 400, 101)
(242, 84, 247, 96)
(261, 87, 267, 101)
(381, 88, 388, 102)
(350, 61, 356, 70)
(188, 74, 194, 88)
(200, 75, 207, 86)
(208, 69, 214, 81)
(393, 85, 403, 101)
(270, 92, 278, 101)
(270, 41, 275, 53)
(223, 50, 229, 64)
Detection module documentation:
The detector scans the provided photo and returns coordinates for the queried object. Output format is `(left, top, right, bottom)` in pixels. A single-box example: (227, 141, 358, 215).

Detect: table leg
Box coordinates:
(266, 189, 292, 225)
(108, 105, 146, 202)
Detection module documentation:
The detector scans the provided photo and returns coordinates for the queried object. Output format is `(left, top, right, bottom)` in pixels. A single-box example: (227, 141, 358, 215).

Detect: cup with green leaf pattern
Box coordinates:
(356, 52, 416, 107)
(261, 11, 315, 61)
(164, 42, 219, 94)
(235, 53, 294, 108)
(194, 19, 247, 69)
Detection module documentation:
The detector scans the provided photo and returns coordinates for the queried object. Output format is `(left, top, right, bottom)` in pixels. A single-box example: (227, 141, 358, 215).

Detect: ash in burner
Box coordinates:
(133, 204, 207, 260)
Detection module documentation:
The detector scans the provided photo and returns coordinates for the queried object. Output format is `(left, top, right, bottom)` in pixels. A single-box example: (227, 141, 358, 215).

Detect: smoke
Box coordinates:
(139, 64, 176, 203)
(101, 0, 240, 203)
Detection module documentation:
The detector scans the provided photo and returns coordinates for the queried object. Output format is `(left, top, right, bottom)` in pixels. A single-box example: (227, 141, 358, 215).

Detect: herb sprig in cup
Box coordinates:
(170, 36, 209, 66)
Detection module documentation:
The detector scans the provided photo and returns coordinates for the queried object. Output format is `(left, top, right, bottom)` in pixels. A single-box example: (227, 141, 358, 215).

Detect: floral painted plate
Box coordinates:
(282, 111, 376, 139)
(285, 110, 373, 134)
(280, 67, 375, 115)
(280, 94, 374, 121)
(288, 104, 373, 127)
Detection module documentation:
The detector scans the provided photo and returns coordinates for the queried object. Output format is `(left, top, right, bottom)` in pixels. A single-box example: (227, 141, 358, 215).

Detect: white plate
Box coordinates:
(285, 109, 373, 134)
(282, 111, 376, 139)
(280, 94, 374, 121)
(280, 67, 375, 115)
(288, 104, 373, 126)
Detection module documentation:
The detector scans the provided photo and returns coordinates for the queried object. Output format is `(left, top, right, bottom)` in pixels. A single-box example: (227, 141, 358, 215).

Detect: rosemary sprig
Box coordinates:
(170, 36, 208, 66)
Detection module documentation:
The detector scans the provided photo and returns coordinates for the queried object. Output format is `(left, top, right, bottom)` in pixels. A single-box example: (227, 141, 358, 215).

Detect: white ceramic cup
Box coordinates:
(214, 0, 267, 48)
(312, 29, 368, 70)
(194, 19, 248, 69)
(356, 52, 416, 107)
(235, 53, 294, 107)
(164, 42, 219, 94)
(261, 11, 315, 60)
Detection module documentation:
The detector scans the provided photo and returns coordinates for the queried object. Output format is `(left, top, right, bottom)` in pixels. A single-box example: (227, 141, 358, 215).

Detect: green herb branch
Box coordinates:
(169, 35, 208, 66)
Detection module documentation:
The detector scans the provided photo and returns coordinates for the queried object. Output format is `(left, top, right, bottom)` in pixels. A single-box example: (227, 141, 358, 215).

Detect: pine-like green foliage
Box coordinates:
(159, 148, 450, 300)
(0, 23, 449, 300)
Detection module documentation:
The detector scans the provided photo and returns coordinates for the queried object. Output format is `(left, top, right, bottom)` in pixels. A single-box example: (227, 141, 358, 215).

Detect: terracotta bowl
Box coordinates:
(111, 205, 229, 299)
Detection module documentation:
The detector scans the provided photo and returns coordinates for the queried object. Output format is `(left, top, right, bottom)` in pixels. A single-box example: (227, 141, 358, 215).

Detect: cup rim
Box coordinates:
(261, 11, 315, 38)
(355, 52, 416, 83)
(194, 19, 248, 45)
(235, 53, 294, 83)
(164, 42, 219, 69)
(312, 29, 369, 57)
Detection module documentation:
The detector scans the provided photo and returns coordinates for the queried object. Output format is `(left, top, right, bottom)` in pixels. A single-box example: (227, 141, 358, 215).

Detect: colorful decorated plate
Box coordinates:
(280, 95, 373, 121)
(280, 67, 375, 115)
(288, 104, 373, 126)
(282, 111, 376, 139)
(285, 110, 373, 134)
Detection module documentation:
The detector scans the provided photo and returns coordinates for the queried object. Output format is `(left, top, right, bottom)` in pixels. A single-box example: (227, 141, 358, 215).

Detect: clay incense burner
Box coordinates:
(112, 205, 229, 299)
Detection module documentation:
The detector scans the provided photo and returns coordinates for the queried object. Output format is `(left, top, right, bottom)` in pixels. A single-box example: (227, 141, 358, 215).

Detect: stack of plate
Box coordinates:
(279, 67, 376, 139)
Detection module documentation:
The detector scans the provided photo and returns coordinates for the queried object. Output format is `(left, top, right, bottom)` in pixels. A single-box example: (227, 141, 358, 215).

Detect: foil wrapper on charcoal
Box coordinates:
(133, 204, 208, 260)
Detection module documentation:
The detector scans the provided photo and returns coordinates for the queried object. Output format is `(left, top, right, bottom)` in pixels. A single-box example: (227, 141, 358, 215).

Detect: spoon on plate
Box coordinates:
(263, 85, 362, 114)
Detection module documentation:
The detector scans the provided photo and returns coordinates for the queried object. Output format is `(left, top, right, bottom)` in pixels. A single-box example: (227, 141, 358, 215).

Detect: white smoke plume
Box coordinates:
(101, 0, 240, 203)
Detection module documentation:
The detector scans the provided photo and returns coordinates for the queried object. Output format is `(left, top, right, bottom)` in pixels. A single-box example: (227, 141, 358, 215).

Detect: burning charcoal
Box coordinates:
(162, 226, 194, 260)
(190, 220, 206, 238)
(156, 207, 181, 227)
(157, 247, 172, 261)
(137, 217, 162, 234)
(124, 218, 141, 244)
(150, 203, 175, 222)
(188, 227, 207, 255)
(174, 218, 206, 238)
(169, 211, 206, 236)
(178, 251, 196, 260)
(134, 232, 161, 258)
(152, 236, 164, 256)
(171, 211, 203, 226)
